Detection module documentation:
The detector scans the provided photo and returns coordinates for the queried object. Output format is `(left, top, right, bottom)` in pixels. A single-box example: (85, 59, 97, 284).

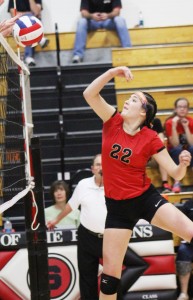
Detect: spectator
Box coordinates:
(0, 15, 20, 37)
(165, 98, 193, 193)
(47, 154, 123, 300)
(176, 199, 193, 300)
(72, 0, 131, 63)
(8, 0, 49, 67)
(150, 117, 172, 193)
(45, 180, 80, 229)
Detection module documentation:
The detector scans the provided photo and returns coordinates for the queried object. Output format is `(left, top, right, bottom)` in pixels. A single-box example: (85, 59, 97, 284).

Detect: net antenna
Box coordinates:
(13, 0, 21, 59)
(0, 32, 39, 230)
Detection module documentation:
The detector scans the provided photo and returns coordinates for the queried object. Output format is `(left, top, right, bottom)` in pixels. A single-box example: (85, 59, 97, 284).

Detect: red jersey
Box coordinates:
(102, 113, 165, 200)
(165, 116, 193, 150)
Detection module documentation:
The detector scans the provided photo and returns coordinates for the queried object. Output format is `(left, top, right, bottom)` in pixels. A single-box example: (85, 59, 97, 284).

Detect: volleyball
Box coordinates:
(12, 15, 44, 47)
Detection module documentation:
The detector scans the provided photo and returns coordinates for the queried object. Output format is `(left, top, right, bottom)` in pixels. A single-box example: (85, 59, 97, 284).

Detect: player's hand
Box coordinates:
(113, 66, 134, 82)
(0, 14, 22, 37)
(47, 219, 57, 230)
(179, 150, 191, 167)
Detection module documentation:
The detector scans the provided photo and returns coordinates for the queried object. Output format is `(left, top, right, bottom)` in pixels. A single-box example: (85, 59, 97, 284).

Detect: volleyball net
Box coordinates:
(0, 33, 35, 227)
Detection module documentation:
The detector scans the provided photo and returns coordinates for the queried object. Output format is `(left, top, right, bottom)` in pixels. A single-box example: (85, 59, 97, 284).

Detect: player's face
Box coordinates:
(121, 92, 147, 118)
(91, 155, 102, 177)
(54, 187, 67, 204)
(175, 99, 189, 118)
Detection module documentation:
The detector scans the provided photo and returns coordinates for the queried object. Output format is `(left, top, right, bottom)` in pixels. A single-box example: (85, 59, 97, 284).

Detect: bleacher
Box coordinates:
(6, 24, 193, 209)
(110, 26, 193, 199)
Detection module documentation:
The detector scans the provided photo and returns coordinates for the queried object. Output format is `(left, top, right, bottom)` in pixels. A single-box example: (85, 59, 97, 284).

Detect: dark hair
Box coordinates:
(50, 180, 70, 204)
(141, 92, 157, 128)
(91, 153, 101, 166)
(165, 97, 189, 122)
(174, 97, 189, 108)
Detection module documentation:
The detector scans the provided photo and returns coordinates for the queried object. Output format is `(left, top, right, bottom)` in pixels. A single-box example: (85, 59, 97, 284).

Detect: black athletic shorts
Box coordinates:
(105, 184, 168, 230)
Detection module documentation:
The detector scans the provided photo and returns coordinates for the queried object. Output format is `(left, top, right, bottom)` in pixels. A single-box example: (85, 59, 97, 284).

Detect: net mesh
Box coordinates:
(0, 33, 33, 224)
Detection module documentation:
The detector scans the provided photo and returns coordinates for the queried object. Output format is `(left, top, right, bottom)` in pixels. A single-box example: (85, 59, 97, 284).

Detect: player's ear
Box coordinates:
(140, 110, 146, 117)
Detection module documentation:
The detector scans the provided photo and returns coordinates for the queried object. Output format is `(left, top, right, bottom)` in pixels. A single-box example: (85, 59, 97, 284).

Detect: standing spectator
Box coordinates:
(45, 180, 80, 229)
(83, 66, 192, 300)
(176, 199, 193, 300)
(47, 154, 124, 300)
(165, 98, 193, 193)
(72, 0, 131, 63)
(8, 0, 49, 66)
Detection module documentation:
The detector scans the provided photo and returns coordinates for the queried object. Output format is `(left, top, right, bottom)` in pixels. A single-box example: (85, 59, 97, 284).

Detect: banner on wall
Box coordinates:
(0, 225, 177, 300)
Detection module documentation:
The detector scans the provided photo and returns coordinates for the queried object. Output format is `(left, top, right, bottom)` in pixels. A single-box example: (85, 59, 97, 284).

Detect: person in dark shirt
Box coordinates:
(8, 0, 49, 67)
(151, 118, 172, 193)
(72, 0, 131, 63)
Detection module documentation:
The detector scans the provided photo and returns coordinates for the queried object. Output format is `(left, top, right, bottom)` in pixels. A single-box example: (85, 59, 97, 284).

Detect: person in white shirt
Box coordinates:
(47, 154, 122, 300)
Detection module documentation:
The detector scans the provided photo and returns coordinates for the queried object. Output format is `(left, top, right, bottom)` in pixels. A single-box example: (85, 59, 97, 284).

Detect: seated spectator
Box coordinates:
(8, 0, 49, 67)
(149, 117, 172, 193)
(72, 0, 131, 63)
(176, 199, 193, 300)
(45, 180, 80, 229)
(165, 98, 193, 193)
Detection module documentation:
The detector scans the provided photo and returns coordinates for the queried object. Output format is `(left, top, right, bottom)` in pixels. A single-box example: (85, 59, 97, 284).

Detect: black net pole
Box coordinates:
(24, 137, 50, 299)
(55, 23, 65, 180)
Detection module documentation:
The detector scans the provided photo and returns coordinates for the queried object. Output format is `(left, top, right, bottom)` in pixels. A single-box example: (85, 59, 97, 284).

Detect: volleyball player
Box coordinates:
(83, 66, 193, 300)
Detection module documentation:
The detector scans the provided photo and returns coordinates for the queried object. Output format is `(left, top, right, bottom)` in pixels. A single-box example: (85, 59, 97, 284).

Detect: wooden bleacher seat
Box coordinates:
(5, 24, 193, 52)
(112, 43, 193, 67)
(114, 64, 193, 89)
(116, 87, 193, 112)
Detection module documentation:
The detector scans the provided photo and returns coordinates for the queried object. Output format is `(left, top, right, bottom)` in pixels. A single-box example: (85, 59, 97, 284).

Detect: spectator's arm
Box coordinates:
(107, 7, 121, 18)
(29, 0, 41, 17)
(46, 203, 72, 229)
(100, 7, 121, 21)
(158, 132, 165, 144)
(0, 0, 4, 5)
(181, 118, 193, 146)
(81, 9, 93, 19)
(81, 9, 102, 21)
(168, 116, 180, 147)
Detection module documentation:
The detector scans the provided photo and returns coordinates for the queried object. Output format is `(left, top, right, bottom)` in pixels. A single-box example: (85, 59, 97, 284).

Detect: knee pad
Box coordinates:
(100, 273, 120, 295)
(176, 261, 192, 275)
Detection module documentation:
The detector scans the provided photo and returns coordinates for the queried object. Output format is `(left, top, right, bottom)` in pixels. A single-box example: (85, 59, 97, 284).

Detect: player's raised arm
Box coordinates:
(83, 66, 133, 122)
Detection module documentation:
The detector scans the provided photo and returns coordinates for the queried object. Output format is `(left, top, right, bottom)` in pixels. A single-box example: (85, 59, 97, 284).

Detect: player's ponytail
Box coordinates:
(141, 92, 157, 128)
